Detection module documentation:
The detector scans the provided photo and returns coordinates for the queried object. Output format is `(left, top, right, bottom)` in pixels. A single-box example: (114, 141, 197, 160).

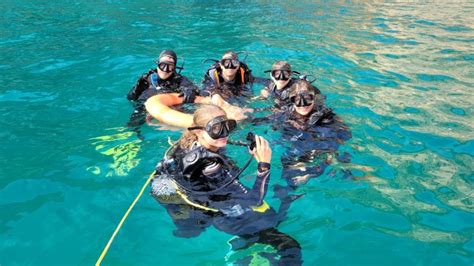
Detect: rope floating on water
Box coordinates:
(95, 172, 155, 266)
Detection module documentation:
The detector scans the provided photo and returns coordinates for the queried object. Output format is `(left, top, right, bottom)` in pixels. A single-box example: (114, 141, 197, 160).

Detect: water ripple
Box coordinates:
(1, 1, 473, 265)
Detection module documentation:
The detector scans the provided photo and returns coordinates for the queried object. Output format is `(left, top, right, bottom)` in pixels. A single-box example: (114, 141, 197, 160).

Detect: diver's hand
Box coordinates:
(292, 174, 311, 185)
(210, 94, 252, 121)
(226, 106, 253, 121)
(178, 87, 198, 103)
(250, 135, 272, 163)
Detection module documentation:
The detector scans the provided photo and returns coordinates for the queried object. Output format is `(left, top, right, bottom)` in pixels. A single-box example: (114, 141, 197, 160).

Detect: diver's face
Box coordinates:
(157, 56, 175, 80)
(271, 75, 291, 90)
(196, 115, 234, 151)
(271, 70, 291, 90)
(295, 102, 314, 116)
(220, 58, 239, 80)
(198, 130, 228, 151)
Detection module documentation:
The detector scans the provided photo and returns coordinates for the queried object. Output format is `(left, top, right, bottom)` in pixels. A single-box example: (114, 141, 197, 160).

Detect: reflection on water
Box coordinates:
(90, 127, 142, 177)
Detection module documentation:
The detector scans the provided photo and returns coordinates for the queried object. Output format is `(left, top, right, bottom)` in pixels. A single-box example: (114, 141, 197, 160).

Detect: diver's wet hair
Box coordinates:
(178, 105, 227, 149)
(222, 51, 238, 60)
(272, 61, 291, 72)
(159, 49, 177, 63)
(288, 79, 314, 99)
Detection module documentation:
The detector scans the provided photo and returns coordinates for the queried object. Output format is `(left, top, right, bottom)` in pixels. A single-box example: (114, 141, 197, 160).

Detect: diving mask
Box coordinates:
(290, 92, 315, 107)
(188, 116, 237, 139)
(272, 70, 291, 81)
(220, 59, 240, 69)
(158, 62, 176, 73)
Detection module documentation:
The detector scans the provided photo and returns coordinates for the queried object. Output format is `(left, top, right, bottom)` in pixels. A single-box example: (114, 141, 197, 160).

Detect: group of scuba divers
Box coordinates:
(126, 49, 352, 265)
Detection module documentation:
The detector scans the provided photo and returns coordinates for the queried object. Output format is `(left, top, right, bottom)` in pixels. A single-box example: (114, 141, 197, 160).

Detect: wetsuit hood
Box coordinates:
(159, 49, 177, 64)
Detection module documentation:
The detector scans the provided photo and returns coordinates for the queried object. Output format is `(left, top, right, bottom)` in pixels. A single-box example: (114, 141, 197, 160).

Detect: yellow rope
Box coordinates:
(95, 172, 155, 266)
(176, 190, 219, 212)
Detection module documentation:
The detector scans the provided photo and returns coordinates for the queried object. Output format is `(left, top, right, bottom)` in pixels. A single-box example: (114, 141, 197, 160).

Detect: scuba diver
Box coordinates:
(150, 105, 302, 265)
(128, 49, 252, 133)
(260, 61, 321, 109)
(202, 51, 254, 100)
(278, 79, 351, 187)
(126, 50, 200, 134)
(253, 79, 352, 214)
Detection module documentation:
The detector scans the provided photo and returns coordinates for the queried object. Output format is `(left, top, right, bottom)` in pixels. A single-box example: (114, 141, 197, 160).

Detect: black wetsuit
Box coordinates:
(255, 105, 351, 227)
(202, 62, 254, 101)
(128, 69, 198, 101)
(151, 144, 302, 265)
(126, 69, 200, 135)
(264, 79, 295, 109)
(279, 106, 352, 187)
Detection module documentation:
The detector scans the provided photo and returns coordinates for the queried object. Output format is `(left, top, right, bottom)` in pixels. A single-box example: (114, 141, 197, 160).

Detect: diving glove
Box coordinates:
(179, 87, 198, 103)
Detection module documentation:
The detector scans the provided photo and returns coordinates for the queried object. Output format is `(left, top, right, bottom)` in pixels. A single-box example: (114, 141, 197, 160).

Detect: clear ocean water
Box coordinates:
(1, 1, 473, 265)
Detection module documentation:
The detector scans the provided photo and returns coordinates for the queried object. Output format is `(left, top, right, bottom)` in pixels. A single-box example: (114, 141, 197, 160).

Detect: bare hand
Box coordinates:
(227, 106, 253, 121)
(210, 94, 253, 121)
(292, 174, 310, 185)
(250, 135, 272, 163)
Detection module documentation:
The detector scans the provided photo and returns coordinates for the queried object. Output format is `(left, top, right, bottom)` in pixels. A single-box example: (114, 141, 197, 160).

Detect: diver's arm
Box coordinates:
(249, 166, 271, 206)
(177, 76, 203, 104)
(251, 108, 287, 125)
(127, 74, 149, 101)
(260, 88, 270, 98)
(248, 135, 272, 205)
(210, 94, 253, 120)
(144, 93, 250, 128)
(250, 110, 281, 125)
(256, 78, 273, 98)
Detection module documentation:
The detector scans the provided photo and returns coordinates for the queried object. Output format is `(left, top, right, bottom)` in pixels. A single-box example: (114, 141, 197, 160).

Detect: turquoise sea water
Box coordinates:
(1, 1, 473, 265)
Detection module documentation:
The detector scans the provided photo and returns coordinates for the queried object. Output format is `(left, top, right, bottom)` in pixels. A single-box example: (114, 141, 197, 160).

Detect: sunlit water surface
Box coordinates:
(1, 2, 473, 265)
